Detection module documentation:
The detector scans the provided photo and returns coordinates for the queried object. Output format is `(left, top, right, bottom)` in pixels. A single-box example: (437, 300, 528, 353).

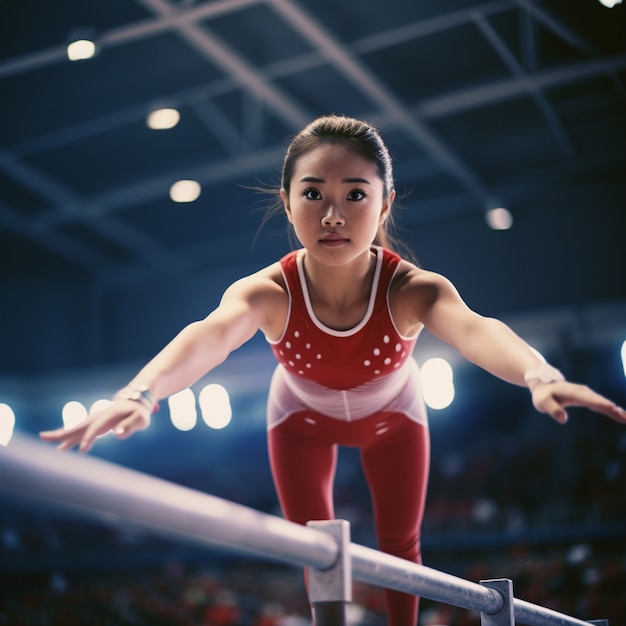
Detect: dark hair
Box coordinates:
(281, 115, 394, 198)
(258, 115, 414, 260)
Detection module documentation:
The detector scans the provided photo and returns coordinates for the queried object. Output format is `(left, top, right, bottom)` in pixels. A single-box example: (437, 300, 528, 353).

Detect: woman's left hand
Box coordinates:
(531, 380, 626, 425)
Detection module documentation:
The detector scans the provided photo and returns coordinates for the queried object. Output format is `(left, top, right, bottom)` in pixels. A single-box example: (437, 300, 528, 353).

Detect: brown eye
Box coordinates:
(304, 187, 322, 200)
(348, 189, 366, 201)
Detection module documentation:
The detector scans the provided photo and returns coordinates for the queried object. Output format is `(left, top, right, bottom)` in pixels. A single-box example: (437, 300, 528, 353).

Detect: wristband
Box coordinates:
(113, 385, 159, 413)
(523, 362, 565, 388)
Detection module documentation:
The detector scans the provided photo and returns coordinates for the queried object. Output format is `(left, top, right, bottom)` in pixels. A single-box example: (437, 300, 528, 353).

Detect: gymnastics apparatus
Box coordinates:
(0, 433, 609, 626)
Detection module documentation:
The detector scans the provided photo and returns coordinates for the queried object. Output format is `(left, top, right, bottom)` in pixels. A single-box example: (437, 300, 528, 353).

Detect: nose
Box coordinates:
(321, 206, 345, 228)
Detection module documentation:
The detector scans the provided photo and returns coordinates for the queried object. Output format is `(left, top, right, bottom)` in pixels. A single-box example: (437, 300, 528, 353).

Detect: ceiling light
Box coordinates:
(170, 180, 201, 203)
(485, 207, 513, 230)
(147, 108, 180, 130)
(0, 403, 15, 446)
(597, 0, 622, 6)
(67, 39, 97, 61)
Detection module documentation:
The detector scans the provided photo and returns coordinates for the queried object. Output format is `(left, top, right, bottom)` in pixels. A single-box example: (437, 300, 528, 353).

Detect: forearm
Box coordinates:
(455, 316, 544, 387)
(115, 276, 273, 405)
(128, 297, 264, 400)
(125, 321, 232, 400)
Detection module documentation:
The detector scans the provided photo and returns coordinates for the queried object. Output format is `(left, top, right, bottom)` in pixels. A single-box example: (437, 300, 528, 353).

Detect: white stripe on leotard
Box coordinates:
(267, 357, 428, 429)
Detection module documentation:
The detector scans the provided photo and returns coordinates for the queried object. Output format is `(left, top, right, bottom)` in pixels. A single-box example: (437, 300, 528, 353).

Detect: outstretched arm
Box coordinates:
(40, 269, 286, 452)
(403, 269, 626, 425)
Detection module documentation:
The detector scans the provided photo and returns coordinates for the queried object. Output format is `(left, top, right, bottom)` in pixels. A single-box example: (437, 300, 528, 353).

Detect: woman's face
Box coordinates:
(281, 143, 393, 267)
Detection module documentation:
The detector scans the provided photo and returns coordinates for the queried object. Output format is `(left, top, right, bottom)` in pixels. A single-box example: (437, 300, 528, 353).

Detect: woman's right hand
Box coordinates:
(39, 399, 152, 453)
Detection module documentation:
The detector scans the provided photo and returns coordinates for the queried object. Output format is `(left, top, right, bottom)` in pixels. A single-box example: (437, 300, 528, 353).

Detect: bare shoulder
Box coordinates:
(221, 262, 289, 339)
(389, 260, 460, 334)
(393, 260, 456, 292)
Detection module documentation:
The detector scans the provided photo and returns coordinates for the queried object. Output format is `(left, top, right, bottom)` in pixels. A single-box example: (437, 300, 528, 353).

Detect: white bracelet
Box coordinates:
(523, 362, 565, 387)
(113, 385, 158, 413)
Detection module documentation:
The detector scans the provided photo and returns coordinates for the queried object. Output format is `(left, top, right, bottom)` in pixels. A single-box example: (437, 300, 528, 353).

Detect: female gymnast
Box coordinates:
(41, 115, 626, 626)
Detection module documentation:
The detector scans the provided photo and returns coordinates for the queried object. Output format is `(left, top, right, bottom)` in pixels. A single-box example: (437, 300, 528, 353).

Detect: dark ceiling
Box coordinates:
(1, 0, 626, 376)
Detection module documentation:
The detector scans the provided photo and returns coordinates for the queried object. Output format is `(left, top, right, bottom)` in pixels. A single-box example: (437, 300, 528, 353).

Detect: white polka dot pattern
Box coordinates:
(273, 321, 413, 388)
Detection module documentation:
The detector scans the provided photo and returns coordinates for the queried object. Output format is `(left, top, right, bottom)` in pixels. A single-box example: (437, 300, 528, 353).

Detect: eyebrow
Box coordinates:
(299, 176, 371, 184)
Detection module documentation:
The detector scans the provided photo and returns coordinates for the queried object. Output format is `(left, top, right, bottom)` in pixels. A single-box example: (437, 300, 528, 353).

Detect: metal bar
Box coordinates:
(349, 543, 504, 614)
(513, 599, 601, 626)
(0, 433, 338, 570)
(0, 434, 609, 626)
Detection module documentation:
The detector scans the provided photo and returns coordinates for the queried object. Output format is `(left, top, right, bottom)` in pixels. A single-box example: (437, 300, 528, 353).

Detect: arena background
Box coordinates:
(1, 1, 625, 624)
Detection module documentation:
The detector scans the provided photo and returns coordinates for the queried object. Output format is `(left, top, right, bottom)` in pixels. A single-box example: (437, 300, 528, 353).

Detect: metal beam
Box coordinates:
(135, 0, 309, 128)
(270, 0, 498, 207)
(471, 12, 574, 156)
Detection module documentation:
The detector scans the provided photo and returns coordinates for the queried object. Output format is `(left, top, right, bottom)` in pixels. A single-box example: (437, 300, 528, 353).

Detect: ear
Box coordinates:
(280, 188, 293, 224)
(379, 189, 395, 225)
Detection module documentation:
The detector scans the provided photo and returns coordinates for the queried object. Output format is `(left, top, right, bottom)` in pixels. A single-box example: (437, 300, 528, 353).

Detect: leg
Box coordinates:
(268, 411, 337, 525)
(268, 413, 339, 624)
(361, 414, 430, 626)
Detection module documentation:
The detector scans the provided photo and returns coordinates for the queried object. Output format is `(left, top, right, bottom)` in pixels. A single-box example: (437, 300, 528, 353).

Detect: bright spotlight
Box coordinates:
(67, 39, 97, 61)
(485, 207, 513, 230)
(147, 108, 180, 130)
(0, 403, 16, 446)
(420, 357, 455, 410)
(621, 340, 626, 378)
(597, 0, 622, 7)
(62, 401, 88, 429)
(168, 388, 197, 431)
(170, 180, 201, 203)
(199, 384, 232, 429)
(90, 399, 112, 414)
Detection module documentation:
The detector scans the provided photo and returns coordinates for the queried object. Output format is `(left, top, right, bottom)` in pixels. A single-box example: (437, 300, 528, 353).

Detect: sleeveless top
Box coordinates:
(267, 246, 417, 390)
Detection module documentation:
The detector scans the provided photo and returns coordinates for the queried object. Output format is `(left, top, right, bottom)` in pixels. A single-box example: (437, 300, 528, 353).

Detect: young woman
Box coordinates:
(41, 115, 626, 626)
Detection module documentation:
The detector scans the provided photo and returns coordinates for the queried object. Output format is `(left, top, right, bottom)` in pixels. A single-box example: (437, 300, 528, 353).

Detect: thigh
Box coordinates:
(361, 415, 430, 555)
(267, 412, 338, 525)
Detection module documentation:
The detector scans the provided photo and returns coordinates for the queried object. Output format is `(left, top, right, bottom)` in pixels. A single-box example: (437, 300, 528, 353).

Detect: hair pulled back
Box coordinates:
(281, 115, 394, 199)
(280, 115, 408, 254)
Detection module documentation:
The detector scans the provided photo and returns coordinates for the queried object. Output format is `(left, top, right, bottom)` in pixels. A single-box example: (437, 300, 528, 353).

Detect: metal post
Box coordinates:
(307, 520, 352, 626)
(480, 579, 514, 626)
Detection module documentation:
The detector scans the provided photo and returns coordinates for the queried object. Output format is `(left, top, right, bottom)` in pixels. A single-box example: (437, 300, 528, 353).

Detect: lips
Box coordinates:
(320, 235, 348, 246)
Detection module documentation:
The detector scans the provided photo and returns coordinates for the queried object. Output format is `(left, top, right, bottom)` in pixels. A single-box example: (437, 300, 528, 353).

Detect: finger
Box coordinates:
(113, 412, 149, 439)
(39, 429, 65, 441)
(556, 388, 626, 423)
(58, 436, 85, 451)
(51, 431, 84, 451)
(78, 434, 95, 453)
(596, 402, 626, 424)
(39, 426, 83, 450)
(549, 404, 568, 424)
(80, 418, 115, 452)
(535, 395, 568, 424)
(112, 419, 136, 439)
(551, 408, 568, 425)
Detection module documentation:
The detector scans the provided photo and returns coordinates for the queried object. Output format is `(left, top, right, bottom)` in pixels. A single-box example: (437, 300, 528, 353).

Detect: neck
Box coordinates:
(302, 248, 376, 311)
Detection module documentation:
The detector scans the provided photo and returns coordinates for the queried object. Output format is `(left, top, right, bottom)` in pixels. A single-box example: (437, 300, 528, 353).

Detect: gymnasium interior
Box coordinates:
(1, 1, 625, 624)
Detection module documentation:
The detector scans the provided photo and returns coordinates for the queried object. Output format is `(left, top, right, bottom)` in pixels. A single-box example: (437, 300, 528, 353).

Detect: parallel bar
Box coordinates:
(0, 433, 338, 570)
(0, 433, 605, 626)
(514, 599, 597, 626)
(349, 543, 504, 615)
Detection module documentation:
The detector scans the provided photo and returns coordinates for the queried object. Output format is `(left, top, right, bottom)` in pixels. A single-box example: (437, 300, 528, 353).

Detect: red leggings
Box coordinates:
(268, 410, 430, 626)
